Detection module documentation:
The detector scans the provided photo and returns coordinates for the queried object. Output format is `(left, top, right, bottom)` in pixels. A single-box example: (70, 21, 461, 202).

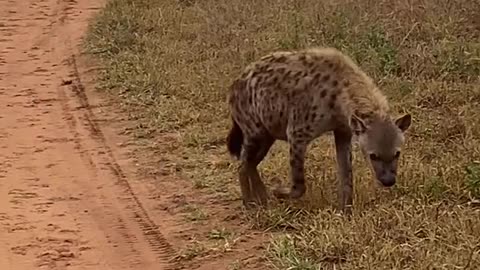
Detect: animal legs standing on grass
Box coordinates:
(227, 120, 274, 208)
(239, 136, 274, 208)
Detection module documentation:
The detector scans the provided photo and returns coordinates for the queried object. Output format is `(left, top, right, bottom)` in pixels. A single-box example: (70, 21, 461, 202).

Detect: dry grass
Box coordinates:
(85, 0, 480, 269)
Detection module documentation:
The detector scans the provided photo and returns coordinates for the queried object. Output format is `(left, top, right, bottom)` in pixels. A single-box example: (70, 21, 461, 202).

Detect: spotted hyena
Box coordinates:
(226, 47, 412, 212)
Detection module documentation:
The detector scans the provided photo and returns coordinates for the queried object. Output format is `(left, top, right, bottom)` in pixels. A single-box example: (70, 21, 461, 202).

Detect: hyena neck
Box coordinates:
(345, 78, 391, 124)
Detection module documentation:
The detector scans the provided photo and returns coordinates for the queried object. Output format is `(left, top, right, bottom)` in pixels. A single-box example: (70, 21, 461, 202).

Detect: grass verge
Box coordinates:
(85, 0, 480, 268)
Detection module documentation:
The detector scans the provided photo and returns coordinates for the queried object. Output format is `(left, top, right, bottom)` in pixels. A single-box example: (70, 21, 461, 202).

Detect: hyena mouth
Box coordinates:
(378, 175, 396, 187)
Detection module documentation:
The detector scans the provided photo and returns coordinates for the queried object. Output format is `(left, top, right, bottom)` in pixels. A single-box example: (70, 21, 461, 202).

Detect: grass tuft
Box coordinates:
(466, 162, 480, 199)
(86, 0, 480, 268)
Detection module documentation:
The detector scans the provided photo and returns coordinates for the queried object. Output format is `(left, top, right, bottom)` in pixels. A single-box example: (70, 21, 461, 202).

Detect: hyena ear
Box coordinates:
(395, 114, 412, 132)
(351, 114, 367, 135)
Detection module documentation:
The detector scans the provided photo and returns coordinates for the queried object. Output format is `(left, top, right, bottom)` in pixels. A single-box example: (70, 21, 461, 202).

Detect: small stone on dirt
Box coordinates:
(61, 79, 73, 86)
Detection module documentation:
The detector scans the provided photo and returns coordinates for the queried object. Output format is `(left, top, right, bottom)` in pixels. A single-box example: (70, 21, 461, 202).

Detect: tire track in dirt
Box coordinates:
(0, 0, 179, 269)
(64, 50, 179, 266)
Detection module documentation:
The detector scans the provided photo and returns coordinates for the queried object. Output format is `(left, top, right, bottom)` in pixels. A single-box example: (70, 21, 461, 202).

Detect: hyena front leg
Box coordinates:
(333, 128, 353, 215)
(273, 138, 307, 199)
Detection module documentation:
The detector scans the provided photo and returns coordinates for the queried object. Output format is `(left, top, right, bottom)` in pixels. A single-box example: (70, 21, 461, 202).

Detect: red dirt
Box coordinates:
(0, 0, 180, 269)
(0, 0, 269, 269)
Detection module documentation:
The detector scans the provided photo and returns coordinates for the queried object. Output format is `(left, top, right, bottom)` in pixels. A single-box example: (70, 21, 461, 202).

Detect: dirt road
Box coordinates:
(0, 0, 177, 269)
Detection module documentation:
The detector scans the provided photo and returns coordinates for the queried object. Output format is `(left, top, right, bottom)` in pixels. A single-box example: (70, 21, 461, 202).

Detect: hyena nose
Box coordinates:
(379, 172, 396, 187)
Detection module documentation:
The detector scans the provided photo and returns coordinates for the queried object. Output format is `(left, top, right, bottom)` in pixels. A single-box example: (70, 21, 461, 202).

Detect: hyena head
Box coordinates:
(351, 114, 412, 187)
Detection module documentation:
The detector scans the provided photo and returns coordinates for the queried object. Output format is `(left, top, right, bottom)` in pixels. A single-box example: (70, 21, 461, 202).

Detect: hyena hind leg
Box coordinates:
(239, 135, 274, 208)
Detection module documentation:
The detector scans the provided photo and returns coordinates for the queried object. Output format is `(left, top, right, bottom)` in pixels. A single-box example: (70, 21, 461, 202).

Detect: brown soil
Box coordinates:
(0, 0, 180, 268)
(0, 0, 268, 269)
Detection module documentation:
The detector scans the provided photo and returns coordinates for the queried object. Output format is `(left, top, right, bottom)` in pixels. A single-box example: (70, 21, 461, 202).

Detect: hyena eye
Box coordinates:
(394, 151, 401, 158)
(369, 153, 379, 161)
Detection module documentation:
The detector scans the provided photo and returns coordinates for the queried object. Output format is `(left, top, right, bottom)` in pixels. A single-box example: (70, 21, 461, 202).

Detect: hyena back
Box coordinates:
(226, 47, 411, 212)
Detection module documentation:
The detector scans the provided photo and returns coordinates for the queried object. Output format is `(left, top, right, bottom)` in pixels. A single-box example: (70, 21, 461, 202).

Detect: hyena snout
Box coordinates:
(376, 170, 396, 187)
(370, 159, 398, 187)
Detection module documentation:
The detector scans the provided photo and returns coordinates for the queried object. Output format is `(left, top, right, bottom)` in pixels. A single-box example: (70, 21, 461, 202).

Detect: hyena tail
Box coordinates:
(226, 118, 243, 159)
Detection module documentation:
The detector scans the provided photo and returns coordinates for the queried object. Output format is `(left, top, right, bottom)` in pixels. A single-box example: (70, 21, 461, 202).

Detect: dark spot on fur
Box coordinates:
(312, 55, 321, 62)
(285, 79, 292, 87)
(324, 59, 334, 68)
(331, 93, 337, 102)
(256, 88, 264, 96)
(343, 80, 350, 87)
(272, 77, 279, 85)
(297, 132, 307, 141)
(285, 70, 292, 77)
(313, 73, 321, 82)
(332, 80, 338, 87)
(294, 78, 300, 86)
(320, 90, 327, 98)
(312, 105, 318, 111)
(322, 74, 330, 82)
(328, 93, 337, 109)
(276, 56, 287, 63)
(329, 100, 335, 109)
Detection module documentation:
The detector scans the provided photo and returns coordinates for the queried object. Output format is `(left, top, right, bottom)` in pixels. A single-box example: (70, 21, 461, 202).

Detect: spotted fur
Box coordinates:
(227, 47, 412, 212)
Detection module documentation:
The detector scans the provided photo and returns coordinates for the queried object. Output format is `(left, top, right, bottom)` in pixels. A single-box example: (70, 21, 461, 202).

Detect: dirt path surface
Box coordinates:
(0, 0, 178, 269)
